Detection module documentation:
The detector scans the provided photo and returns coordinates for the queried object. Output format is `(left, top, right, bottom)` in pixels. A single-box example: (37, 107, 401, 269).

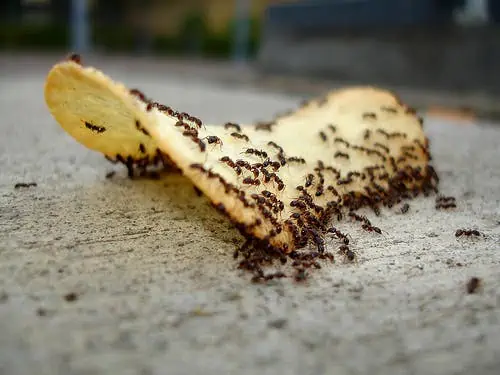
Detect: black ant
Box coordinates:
(130, 88, 147, 102)
(182, 129, 198, 137)
(245, 148, 268, 158)
(381, 106, 397, 114)
(135, 120, 150, 136)
(267, 141, 283, 151)
(255, 122, 274, 131)
(305, 174, 314, 188)
(363, 112, 377, 120)
(373, 142, 389, 153)
(230, 132, 249, 141)
(348, 212, 371, 226)
(466, 277, 482, 294)
(242, 177, 260, 186)
(308, 229, 325, 253)
(327, 227, 349, 245)
(436, 202, 456, 210)
(319, 131, 327, 142)
(334, 151, 349, 159)
(191, 117, 203, 129)
(290, 200, 307, 210)
(362, 224, 382, 234)
(334, 137, 350, 147)
(204, 136, 223, 146)
(288, 157, 306, 164)
(337, 178, 352, 185)
(294, 269, 308, 282)
(455, 229, 482, 237)
(327, 185, 339, 196)
(338, 245, 356, 262)
(224, 122, 241, 132)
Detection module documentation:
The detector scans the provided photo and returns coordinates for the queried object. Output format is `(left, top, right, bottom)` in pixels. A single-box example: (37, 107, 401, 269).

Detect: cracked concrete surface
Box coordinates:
(0, 54, 499, 375)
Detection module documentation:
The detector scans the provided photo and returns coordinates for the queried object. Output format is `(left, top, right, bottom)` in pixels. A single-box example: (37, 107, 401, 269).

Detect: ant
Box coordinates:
(242, 177, 260, 186)
(327, 227, 349, 245)
(267, 141, 283, 151)
(373, 142, 389, 153)
(436, 195, 456, 203)
(245, 148, 268, 158)
(308, 229, 325, 253)
(363, 129, 371, 140)
(261, 190, 276, 199)
(334, 137, 350, 147)
(197, 139, 206, 152)
(230, 132, 249, 142)
(288, 157, 306, 164)
(376, 129, 390, 138)
(327, 185, 339, 196)
(400, 203, 410, 214)
(191, 117, 203, 129)
(68, 53, 82, 64)
(348, 212, 371, 226)
(337, 178, 352, 185)
(362, 223, 382, 234)
(190, 163, 205, 172)
(380, 106, 397, 114)
(436, 202, 456, 210)
(277, 152, 287, 166)
(338, 245, 356, 262)
(290, 200, 307, 210)
(268, 161, 280, 171)
(455, 229, 482, 237)
(294, 269, 308, 282)
(305, 174, 314, 188)
(363, 112, 377, 120)
(182, 129, 198, 137)
(334, 151, 349, 159)
(130, 89, 147, 102)
(328, 124, 337, 133)
(466, 277, 482, 294)
(224, 122, 241, 132)
(319, 131, 327, 142)
(135, 120, 150, 137)
(220, 156, 235, 166)
(203, 136, 223, 146)
(255, 122, 274, 131)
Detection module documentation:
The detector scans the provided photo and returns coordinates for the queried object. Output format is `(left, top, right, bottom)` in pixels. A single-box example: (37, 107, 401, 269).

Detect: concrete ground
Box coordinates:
(0, 54, 499, 375)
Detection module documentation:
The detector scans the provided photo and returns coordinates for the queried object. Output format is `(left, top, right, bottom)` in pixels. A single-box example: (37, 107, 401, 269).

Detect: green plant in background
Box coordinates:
(0, 24, 68, 49)
(92, 25, 135, 52)
(0, 6, 262, 59)
(180, 11, 208, 56)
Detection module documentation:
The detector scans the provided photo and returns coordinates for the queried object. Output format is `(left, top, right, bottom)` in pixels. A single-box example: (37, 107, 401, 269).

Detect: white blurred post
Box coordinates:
(233, 0, 251, 63)
(70, 0, 90, 53)
(455, 0, 489, 25)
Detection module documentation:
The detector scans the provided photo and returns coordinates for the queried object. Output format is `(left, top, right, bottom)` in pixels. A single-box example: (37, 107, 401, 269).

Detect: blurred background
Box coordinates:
(1, 0, 500, 108)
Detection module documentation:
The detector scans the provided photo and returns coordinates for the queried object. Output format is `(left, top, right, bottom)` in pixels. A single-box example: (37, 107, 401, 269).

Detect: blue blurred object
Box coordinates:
(265, 0, 461, 30)
(70, 0, 90, 53)
(489, 0, 500, 23)
(232, 0, 251, 63)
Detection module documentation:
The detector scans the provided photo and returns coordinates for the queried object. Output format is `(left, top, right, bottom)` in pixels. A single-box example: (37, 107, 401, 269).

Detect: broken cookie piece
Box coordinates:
(44, 56, 437, 253)
(44, 59, 174, 177)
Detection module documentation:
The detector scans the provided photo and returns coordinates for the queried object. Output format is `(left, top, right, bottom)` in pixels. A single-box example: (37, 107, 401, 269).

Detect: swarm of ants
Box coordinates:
(64, 54, 486, 285)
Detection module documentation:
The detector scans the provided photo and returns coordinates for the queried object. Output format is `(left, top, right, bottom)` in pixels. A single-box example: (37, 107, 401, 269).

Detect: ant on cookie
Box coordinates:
(202, 136, 223, 149)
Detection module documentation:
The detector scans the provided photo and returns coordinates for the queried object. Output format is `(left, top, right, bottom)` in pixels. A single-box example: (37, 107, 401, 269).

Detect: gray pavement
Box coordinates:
(0, 54, 499, 375)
